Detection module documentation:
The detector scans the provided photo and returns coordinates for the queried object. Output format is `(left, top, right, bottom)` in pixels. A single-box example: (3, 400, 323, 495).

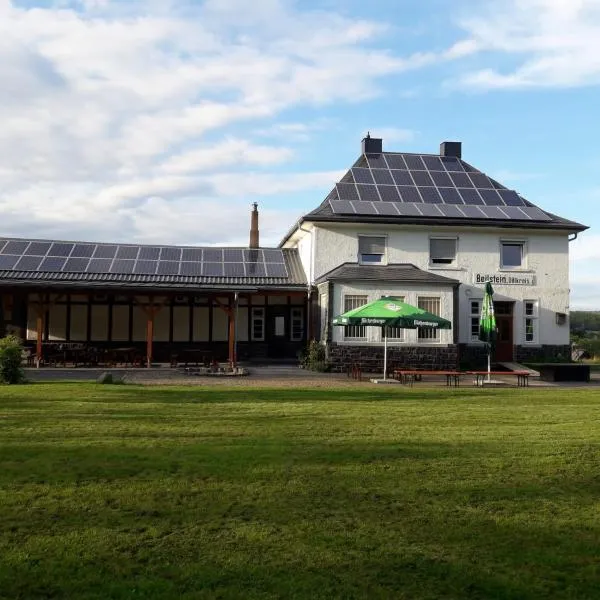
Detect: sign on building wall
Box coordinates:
(473, 273, 536, 286)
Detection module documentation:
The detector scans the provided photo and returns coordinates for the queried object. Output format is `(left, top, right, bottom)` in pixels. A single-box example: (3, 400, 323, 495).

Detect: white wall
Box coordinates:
(332, 282, 454, 345)
(311, 223, 571, 346)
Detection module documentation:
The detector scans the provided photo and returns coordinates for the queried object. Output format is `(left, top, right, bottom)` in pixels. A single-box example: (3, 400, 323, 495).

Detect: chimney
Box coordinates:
(440, 141, 462, 159)
(249, 202, 259, 249)
(362, 132, 383, 154)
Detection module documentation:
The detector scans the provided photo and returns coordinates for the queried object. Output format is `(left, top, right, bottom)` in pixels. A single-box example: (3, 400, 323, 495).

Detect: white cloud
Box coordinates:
(369, 127, 417, 145)
(454, 0, 600, 89)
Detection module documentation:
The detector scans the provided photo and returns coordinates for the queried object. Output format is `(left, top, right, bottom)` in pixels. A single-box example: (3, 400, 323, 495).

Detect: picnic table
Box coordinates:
(393, 370, 462, 387)
(467, 370, 530, 387)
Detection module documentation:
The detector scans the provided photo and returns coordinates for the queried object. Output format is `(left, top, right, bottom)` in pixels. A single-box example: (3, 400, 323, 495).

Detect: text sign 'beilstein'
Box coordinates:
(474, 273, 536, 286)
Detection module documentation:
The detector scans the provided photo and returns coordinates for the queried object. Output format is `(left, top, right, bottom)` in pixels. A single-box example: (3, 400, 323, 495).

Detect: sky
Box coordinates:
(0, 0, 599, 309)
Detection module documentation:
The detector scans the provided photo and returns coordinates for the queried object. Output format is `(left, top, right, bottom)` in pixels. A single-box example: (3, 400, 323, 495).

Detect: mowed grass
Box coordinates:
(1, 384, 599, 599)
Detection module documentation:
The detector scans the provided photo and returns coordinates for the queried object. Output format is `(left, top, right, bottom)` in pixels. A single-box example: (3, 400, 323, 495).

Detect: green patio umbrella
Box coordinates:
(478, 282, 497, 381)
(332, 296, 452, 380)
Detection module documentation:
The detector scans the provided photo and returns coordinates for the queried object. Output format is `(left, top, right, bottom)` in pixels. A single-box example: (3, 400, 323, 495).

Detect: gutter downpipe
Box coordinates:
(568, 233, 578, 242)
(298, 225, 315, 342)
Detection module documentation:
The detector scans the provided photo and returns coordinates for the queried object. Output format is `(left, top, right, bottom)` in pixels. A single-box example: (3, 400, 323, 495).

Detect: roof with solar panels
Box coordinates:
(282, 136, 587, 242)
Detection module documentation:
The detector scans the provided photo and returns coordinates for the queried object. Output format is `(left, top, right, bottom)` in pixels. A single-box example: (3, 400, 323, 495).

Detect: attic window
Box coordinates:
(358, 236, 386, 264)
(429, 238, 457, 266)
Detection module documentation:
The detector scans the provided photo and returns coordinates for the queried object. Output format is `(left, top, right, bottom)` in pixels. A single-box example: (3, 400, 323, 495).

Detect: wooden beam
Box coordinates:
(228, 312, 235, 367)
(146, 315, 154, 368)
(36, 315, 43, 368)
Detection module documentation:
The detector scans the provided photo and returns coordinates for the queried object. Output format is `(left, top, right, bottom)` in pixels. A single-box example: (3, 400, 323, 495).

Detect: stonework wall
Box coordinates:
(328, 343, 458, 373)
(514, 345, 571, 363)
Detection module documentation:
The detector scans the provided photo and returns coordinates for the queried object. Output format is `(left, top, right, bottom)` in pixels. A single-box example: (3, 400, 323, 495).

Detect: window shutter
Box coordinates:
(430, 238, 456, 260)
(359, 236, 386, 255)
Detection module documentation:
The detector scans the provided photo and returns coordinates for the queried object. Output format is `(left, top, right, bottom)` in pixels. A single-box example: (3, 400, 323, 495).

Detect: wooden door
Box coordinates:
(494, 302, 514, 362)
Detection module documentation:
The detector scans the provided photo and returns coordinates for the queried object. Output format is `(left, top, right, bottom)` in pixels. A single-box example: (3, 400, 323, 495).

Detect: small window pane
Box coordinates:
(501, 243, 523, 268)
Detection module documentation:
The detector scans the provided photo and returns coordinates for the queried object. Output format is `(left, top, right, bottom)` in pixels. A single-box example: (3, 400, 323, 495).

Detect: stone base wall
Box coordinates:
(514, 344, 571, 363)
(328, 343, 458, 373)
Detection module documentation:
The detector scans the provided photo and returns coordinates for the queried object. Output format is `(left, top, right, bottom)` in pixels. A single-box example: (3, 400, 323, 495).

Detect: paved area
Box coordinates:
(22, 365, 600, 388)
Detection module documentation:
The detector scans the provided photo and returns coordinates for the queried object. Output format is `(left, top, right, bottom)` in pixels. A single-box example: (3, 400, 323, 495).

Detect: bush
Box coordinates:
(0, 335, 25, 384)
(302, 340, 331, 372)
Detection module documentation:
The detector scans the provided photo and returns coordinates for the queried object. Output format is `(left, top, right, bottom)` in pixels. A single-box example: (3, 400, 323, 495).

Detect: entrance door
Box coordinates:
(494, 302, 514, 362)
(266, 306, 288, 358)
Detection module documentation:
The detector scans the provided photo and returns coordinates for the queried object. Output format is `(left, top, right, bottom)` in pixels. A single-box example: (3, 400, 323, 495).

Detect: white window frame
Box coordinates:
(385, 296, 405, 341)
(500, 240, 527, 270)
(429, 237, 458, 268)
(523, 300, 539, 344)
(290, 307, 304, 342)
(358, 235, 387, 265)
(417, 296, 441, 342)
(343, 294, 368, 340)
(469, 299, 482, 342)
(251, 307, 265, 341)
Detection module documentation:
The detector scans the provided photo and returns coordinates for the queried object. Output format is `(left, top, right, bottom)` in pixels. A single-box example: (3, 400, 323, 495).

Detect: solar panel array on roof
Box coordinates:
(323, 152, 551, 222)
(0, 241, 290, 277)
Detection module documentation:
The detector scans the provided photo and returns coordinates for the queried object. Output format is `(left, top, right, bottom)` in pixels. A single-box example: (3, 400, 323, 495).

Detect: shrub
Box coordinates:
(0, 335, 25, 384)
(302, 340, 330, 372)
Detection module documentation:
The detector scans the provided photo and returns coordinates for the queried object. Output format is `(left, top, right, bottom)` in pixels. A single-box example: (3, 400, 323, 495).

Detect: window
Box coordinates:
(319, 293, 328, 342)
(501, 241, 525, 269)
(430, 238, 457, 266)
(386, 296, 405, 341)
(359, 236, 386, 264)
(470, 299, 481, 341)
(291, 307, 304, 341)
(344, 295, 368, 339)
(524, 300, 538, 343)
(417, 297, 441, 341)
(251, 307, 265, 341)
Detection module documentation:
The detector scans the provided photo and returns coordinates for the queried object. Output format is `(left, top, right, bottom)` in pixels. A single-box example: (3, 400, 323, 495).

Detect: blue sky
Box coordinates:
(1, 0, 599, 308)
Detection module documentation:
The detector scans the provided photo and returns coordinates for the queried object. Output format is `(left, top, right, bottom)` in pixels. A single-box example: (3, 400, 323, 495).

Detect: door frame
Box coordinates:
(494, 301, 514, 362)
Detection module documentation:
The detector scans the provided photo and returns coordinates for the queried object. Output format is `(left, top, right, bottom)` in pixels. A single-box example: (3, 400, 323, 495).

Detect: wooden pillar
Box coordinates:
(228, 312, 235, 367)
(146, 315, 154, 368)
(36, 315, 43, 368)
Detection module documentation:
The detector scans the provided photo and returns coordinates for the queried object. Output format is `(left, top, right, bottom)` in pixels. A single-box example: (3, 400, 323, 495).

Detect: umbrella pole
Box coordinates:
(383, 326, 388, 381)
(487, 344, 491, 382)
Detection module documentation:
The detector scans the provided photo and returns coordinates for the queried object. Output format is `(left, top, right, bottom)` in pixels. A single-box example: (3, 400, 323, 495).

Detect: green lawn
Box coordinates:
(1, 383, 599, 599)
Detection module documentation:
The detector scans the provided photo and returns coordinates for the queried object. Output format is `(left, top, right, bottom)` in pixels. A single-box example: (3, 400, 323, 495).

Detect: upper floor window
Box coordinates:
(359, 236, 386, 264)
(430, 238, 457, 266)
(501, 241, 525, 269)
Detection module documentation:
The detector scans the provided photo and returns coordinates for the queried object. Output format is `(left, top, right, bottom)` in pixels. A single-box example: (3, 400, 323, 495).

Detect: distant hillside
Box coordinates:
(571, 311, 600, 333)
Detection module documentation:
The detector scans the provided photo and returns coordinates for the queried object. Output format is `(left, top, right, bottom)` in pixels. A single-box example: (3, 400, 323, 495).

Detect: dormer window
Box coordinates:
(358, 236, 386, 264)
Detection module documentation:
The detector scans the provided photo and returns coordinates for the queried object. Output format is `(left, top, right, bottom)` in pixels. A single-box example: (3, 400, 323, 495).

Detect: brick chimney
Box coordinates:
(362, 132, 383, 154)
(249, 202, 259, 249)
(440, 141, 462, 158)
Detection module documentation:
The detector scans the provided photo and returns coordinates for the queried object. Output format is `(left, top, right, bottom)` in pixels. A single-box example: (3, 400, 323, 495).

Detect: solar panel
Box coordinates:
(404, 155, 426, 170)
(430, 171, 453, 187)
(262, 249, 285, 262)
(64, 257, 92, 273)
(438, 205, 466, 218)
(0, 240, 6, 254)
(71, 244, 95, 258)
(391, 170, 414, 186)
(223, 263, 246, 277)
(87, 258, 113, 273)
(383, 154, 407, 169)
(337, 182, 359, 201)
(352, 168, 375, 184)
(160, 247, 181, 261)
(438, 188, 464, 205)
(422, 156, 445, 171)
(378, 185, 401, 202)
(397, 186, 422, 203)
(93, 245, 118, 259)
(396, 203, 424, 216)
(501, 206, 531, 220)
(479, 189, 504, 206)
(449, 172, 473, 188)
(110, 259, 135, 274)
(374, 202, 401, 215)
(460, 205, 487, 219)
(457, 188, 484, 205)
(419, 187, 443, 204)
(468, 173, 493, 188)
(116, 246, 139, 260)
(204, 248, 223, 262)
(461, 162, 480, 173)
(224, 248, 244, 262)
(479, 206, 508, 219)
(339, 170, 354, 184)
(366, 154, 386, 169)
(490, 178, 507, 190)
(353, 201, 378, 215)
(157, 261, 180, 275)
(441, 156, 464, 172)
(0, 255, 19, 269)
(521, 207, 552, 221)
(244, 249, 263, 262)
(412, 171, 434, 187)
(498, 190, 525, 206)
(181, 248, 203, 262)
(3, 241, 29, 255)
(49, 243, 74, 257)
(25, 242, 51, 256)
(265, 263, 288, 277)
(40, 256, 67, 271)
(419, 204, 444, 217)
(203, 262, 224, 277)
(15, 256, 43, 271)
(138, 246, 161, 260)
(180, 262, 203, 276)
(371, 169, 394, 185)
(329, 200, 354, 214)
(134, 260, 158, 275)
(245, 262, 267, 277)
(356, 184, 381, 202)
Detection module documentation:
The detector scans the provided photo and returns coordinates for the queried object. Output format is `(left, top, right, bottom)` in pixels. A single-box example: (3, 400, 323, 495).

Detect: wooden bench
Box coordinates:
(467, 371, 530, 387)
(393, 370, 462, 387)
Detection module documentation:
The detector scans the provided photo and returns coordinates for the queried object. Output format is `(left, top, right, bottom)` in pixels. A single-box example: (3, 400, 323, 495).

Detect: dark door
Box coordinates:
(266, 306, 288, 358)
(494, 302, 514, 362)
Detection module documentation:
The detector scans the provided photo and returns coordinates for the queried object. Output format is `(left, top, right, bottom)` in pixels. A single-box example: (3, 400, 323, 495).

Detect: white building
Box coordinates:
(281, 136, 587, 371)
